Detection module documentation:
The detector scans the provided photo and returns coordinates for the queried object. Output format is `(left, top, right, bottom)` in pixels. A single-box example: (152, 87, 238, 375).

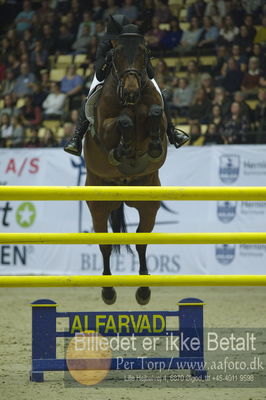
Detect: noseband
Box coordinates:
(112, 52, 148, 106)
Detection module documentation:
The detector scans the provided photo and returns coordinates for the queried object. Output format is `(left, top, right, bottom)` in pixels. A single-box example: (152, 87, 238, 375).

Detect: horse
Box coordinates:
(84, 28, 167, 305)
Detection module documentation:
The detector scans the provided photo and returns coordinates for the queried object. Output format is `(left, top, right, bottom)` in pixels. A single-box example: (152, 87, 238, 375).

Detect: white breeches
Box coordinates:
(88, 73, 162, 98)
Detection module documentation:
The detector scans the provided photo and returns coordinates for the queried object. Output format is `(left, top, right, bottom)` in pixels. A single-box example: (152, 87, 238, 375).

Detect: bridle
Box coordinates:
(111, 46, 149, 106)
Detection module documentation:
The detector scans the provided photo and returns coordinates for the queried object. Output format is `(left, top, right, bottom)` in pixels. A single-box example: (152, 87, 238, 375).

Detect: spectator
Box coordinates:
(103, 0, 119, 20)
(6, 28, 18, 51)
(0, 94, 17, 119)
(197, 16, 219, 49)
(233, 91, 251, 121)
(15, 0, 35, 34)
(55, 24, 74, 54)
(0, 55, 6, 82)
(139, 0, 155, 27)
(208, 104, 223, 128)
(0, 113, 12, 146)
(201, 73, 215, 100)
(60, 65, 83, 109)
(39, 69, 50, 92)
(187, 60, 202, 92)
(241, 57, 261, 96)
(188, 88, 212, 123)
(17, 40, 29, 61)
(212, 86, 231, 116)
(154, 0, 172, 23)
(42, 128, 58, 147)
(13, 63, 36, 98)
(188, 0, 206, 21)
(69, 0, 83, 25)
(72, 25, 91, 54)
(154, 59, 173, 83)
(219, 15, 239, 44)
(76, 11, 95, 41)
(178, 17, 202, 54)
(208, 4, 223, 28)
(249, 43, 266, 70)
(69, 109, 79, 125)
(31, 82, 48, 108)
(254, 88, 266, 143)
(36, 0, 53, 25)
(30, 40, 48, 75)
(189, 123, 202, 145)
(65, 12, 78, 37)
(1, 37, 12, 65)
(220, 58, 243, 93)
(223, 101, 250, 144)
(91, 0, 104, 21)
(230, 44, 247, 72)
(39, 24, 56, 54)
(212, 44, 228, 77)
(60, 122, 74, 147)
(203, 123, 224, 145)
(234, 25, 253, 53)
(19, 95, 42, 127)
(23, 29, 33, 50)
(30, 13, 42, 38)
(205, 0, 226, 18)
(244, 14, 257, 42)
(87, 35, 98, 62)
(119, 0, 139, 23)
(254, 15, 266, 44)
(6, 53, 20, 77)
(24, 126, 41, 147)
(0, 69, 16, 97)
(95, 21, 106, 41)
(161, 18, 183, 51)
(10, 115, 24, 147)
(145, 17, 166, 52)
(42, 81, 66, 119)
(172, 78, 194, 116)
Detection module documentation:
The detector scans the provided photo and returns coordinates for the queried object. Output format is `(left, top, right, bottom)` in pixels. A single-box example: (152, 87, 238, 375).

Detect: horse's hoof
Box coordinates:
(102, 287, 117, 305)
(148, 142, 163, 160)
(135, 287, 151, 305)
(108, 149, 121, 166)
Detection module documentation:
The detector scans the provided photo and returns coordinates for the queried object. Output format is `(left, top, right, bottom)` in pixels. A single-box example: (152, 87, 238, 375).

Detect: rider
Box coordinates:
(64, 14, 189, 156)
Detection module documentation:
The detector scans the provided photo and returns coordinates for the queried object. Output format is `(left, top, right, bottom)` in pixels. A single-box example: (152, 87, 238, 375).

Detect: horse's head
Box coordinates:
(112, 24, 149, 106)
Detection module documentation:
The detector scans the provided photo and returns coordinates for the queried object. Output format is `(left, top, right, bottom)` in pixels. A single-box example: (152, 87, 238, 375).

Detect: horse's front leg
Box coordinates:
(105, 112, 134, 165)
(147, 104, 164, 160)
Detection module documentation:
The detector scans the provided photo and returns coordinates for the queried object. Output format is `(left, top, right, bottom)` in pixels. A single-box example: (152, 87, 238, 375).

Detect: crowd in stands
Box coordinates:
(0, 0, 266, 149)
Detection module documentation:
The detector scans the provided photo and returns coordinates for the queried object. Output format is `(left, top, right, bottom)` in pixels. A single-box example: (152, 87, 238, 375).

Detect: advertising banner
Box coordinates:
(0, 145, 266, 275)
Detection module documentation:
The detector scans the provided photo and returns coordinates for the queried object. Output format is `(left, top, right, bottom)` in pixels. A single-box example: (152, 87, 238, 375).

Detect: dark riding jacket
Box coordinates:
(95, 40, 155, 82)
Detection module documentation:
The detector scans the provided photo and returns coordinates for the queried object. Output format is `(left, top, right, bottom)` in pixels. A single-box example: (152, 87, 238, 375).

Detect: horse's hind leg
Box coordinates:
(147, 104, 163, 160)
(134, 200, 160, 305)
(88, 201, 117, 305)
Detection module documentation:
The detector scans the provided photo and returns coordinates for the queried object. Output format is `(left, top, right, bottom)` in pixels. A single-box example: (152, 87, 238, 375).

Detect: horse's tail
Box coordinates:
(109, 202, 132, 253)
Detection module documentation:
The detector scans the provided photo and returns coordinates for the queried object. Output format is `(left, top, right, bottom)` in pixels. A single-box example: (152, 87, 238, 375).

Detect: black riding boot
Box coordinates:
(162, 92, 190, 148)
(64, 100, 89, 156)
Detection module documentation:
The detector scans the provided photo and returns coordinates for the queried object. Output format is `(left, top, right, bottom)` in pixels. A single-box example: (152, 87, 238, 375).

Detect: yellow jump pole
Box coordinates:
(0, 232, 266, 244)
(1, 186, 266, 201)
(0, 275, 266, 287)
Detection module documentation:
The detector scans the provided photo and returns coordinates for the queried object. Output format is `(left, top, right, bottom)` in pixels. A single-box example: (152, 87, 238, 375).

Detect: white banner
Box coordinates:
(0, 145, 266, 275)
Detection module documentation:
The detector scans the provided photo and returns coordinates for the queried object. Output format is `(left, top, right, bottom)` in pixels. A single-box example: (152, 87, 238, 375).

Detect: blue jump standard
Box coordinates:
(30, 298, 207, 382)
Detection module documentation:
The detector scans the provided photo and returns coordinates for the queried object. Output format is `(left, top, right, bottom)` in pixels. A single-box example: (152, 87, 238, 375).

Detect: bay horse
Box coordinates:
(84, 27, 167, 305)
